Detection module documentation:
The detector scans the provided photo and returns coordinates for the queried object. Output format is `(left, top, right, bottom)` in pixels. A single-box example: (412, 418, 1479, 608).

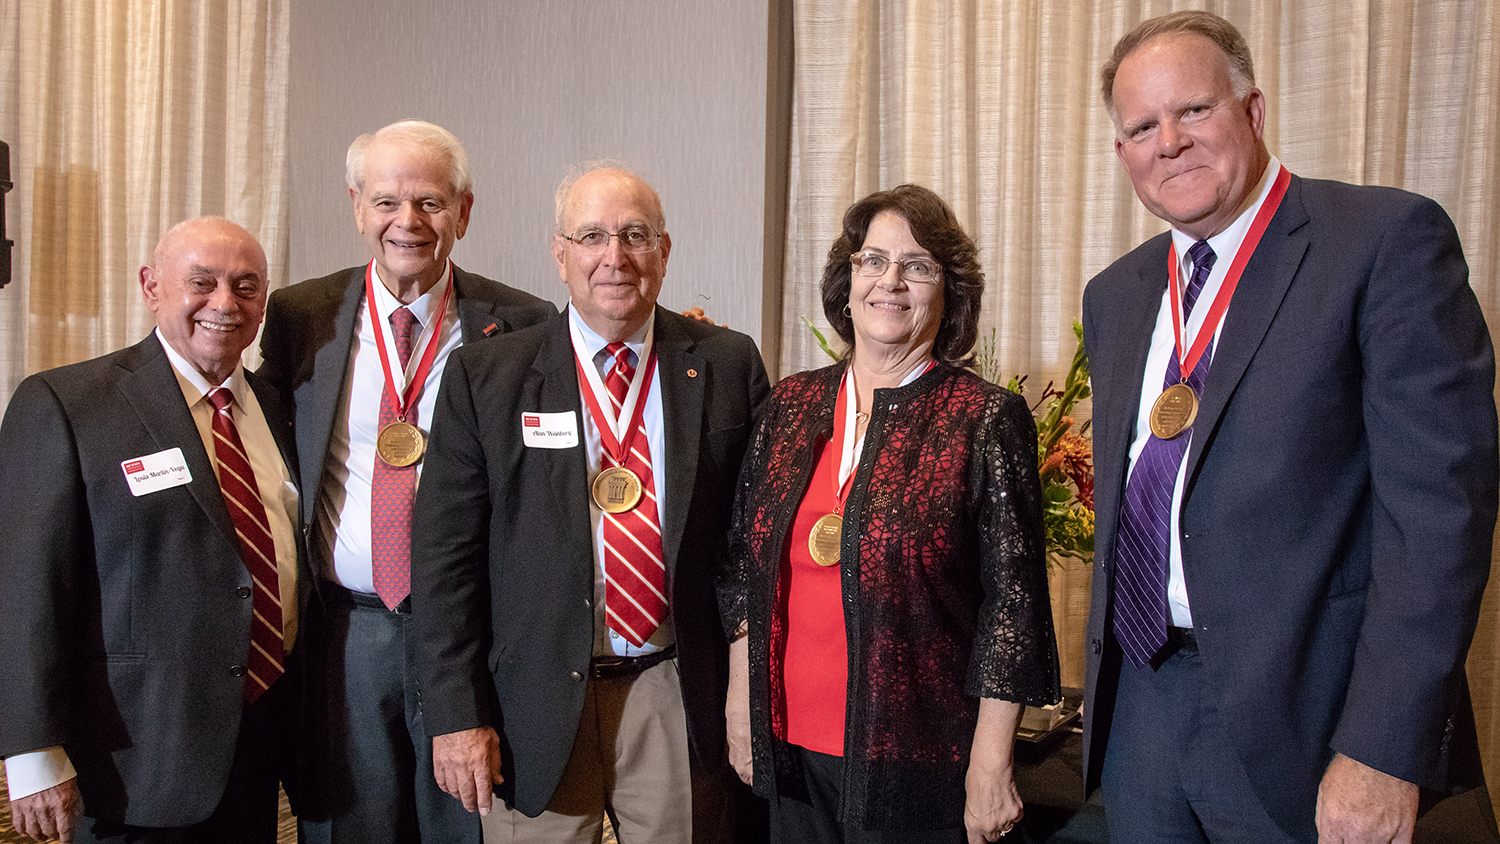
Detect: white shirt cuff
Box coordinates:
(4, 748, 77, 800)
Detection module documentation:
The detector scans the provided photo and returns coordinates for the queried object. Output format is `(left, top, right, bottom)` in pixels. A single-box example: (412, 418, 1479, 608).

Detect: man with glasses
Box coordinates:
(258, 120, 555, 844)
(411, 163, 768, 843)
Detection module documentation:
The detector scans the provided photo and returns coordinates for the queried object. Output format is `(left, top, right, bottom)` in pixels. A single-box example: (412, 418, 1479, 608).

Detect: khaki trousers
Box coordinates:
(483, 658, 729, 844)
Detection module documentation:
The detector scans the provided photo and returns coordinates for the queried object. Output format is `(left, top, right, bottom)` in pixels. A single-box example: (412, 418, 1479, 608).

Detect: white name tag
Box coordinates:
(521, 411, 579, 449)
(122, 448, 193, 496)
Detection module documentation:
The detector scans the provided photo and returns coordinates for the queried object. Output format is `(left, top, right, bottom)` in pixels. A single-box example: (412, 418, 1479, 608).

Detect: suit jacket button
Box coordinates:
(583, 597, 593, 608)
(237, 586, 252, 599)
(571, 671, 584, 681)
(230, 665, 246, 677)
(1091, 638, 1102, 655)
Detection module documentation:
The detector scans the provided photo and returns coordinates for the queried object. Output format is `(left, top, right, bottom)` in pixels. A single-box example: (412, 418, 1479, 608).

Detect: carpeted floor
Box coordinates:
(0, 768, 618, 844)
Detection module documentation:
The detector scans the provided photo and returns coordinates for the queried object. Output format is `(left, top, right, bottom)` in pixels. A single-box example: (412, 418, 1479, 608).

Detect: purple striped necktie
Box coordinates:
(1112, 239, 1216, 668)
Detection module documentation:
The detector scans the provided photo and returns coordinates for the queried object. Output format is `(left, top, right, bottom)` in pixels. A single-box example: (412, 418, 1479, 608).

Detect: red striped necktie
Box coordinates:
(207, 387, 284, 702)
(600, 342, 667, 647)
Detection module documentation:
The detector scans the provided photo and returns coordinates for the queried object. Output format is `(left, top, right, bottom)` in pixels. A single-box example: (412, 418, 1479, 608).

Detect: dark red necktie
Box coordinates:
(207, 387, 283, 702)
(600, 343, 667, 646)
(372, 307, 419, 610)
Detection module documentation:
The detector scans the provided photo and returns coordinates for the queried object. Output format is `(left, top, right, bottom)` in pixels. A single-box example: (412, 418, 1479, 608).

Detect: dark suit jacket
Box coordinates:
(1081, 175, 1497, 838)
(0, 333, 298, 826)
(257, 263, 557, 571)
(410, 307, 769, 816)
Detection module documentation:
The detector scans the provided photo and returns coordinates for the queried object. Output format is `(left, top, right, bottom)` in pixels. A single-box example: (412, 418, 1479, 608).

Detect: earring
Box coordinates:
(843, 304, 852, 317)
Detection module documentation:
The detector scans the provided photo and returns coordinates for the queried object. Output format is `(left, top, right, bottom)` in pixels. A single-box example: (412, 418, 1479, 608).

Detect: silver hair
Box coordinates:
(552, 160, 666, 234)
(345, 120, 473, 198)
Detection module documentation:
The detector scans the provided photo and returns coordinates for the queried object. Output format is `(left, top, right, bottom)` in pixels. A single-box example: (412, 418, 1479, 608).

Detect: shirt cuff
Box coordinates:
(4, 748, 77, 800)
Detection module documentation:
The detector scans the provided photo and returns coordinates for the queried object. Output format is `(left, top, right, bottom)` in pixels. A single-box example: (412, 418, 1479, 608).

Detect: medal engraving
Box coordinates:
(808, 513, 843, 566)
(1149, 382, 1199, 440)
(592, 466, 643, 514)
(376, 421, 425, 467)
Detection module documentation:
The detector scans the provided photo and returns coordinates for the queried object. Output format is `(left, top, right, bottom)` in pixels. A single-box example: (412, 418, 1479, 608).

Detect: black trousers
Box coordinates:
(770, 745, 965, 844)
(75, 678, 289, 844)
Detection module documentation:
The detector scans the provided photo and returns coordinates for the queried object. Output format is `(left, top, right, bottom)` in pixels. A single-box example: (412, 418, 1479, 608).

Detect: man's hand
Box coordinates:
(1315, 753, 1418, 843)
(433, 727, 503, 816)
(10, 779, 81, 843)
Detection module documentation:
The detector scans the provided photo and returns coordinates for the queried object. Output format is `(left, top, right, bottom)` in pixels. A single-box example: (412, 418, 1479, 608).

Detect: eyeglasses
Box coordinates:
(562, 225, 661, 254)
(850, 251, 942, 284)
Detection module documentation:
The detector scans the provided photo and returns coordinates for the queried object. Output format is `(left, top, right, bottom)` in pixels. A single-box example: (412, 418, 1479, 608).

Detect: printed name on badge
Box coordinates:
(122, 447, 193, 497)
(522, 411, 579, 449)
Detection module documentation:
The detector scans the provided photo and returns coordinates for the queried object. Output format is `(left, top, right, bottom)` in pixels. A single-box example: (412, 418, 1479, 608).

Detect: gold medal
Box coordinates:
(376, 420, 425, 467)
(808, 513, 843, 566)
(592, 466, 643, 513)
(1149, 382, 1199, 440)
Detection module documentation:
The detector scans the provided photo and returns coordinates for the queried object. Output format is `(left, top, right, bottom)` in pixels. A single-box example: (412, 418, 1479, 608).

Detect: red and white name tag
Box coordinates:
(122, 447, 193, 496)
(521, 411, 578, 449)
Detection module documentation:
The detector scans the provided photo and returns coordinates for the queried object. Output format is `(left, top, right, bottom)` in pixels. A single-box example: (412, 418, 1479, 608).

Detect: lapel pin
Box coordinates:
(482, 323, 500, 337)
(686, 368, 698, 378)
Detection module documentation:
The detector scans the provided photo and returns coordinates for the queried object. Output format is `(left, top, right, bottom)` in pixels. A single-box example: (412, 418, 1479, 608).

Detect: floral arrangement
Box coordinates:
(806, 317, 1094, 567)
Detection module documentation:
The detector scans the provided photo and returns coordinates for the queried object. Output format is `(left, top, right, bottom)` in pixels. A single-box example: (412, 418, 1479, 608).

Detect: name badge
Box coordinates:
(122, 447, 193, 496)
(521, 411, 579, 449)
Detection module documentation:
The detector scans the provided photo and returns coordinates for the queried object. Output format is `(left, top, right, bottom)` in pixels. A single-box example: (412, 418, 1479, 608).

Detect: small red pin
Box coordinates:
(686, 369, 698, 378)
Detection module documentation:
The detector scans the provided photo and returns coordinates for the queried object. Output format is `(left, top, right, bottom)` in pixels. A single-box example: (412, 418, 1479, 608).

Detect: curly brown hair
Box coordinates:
(821, 184, 984, 367)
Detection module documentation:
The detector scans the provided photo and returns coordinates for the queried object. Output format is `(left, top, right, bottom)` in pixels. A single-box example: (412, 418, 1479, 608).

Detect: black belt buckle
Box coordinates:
(590, 645, 676, 680)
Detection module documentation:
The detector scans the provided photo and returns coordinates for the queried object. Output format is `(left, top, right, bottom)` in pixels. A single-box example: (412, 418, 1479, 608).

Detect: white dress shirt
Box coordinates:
(568, 307, 674, 657)
(1124, 156, 1282, 627)
(317, 261, 460, 592)
(5, 329, 300, 801)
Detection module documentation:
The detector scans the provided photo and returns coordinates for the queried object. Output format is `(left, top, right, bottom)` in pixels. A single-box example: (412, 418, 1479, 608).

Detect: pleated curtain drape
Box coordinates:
(0, 0, 290, 399)
(779, 0, 1500, 810)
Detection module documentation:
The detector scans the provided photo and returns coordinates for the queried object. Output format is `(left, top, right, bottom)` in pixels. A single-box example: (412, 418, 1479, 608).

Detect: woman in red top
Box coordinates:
(720, 185, 1059, 842)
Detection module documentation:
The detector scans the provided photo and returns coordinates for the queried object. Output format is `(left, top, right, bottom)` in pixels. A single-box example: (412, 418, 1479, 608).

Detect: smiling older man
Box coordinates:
(1080, 11, 1497, 844)
(1, 218, 298, 844)
(258, 120, 555, 844)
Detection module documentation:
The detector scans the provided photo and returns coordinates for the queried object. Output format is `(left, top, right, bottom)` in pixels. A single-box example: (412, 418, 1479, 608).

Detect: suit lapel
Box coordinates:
(117, 334, 238, 554)
(452, 266, 502, 342)
(534, 315, 594, 558)
(1184, 176, 1311, 483)
(248, 370, 298, 485)
(300, 267, 365, 524)
(651, 309, 705, 577)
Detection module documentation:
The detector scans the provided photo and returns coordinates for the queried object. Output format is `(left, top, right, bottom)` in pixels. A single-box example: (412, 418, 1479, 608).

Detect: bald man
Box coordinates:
(413, 164, 768, 843)
(0, 218, 300, 843)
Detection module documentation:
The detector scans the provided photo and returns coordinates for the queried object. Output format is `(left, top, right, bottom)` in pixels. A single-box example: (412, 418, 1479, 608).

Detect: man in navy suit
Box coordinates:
(412, 164, 767, 843)
(0, 217, 299, 843)
(1081, 11, 1497, 843)
(258, 120, 555, 844)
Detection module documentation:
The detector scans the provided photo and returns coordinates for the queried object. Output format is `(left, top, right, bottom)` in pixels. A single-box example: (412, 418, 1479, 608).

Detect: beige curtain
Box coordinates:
(783, 0, 1500, 807)
(0, 0, 291, 399)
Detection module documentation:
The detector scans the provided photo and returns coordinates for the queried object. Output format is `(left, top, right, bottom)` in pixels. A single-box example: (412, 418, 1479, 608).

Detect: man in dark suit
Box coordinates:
(257, 120, 555, 844)
(0, 217, 299, 843)
(1080, 11, 1497, 843)
(412, 164, 768, 843)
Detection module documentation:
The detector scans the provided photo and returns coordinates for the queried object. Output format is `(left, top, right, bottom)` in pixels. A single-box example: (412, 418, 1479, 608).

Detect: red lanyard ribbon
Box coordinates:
(829, 360, 934, 513)
(575, 343, 659, 465)
(1168, 165, 1291, 376)
(365, 260, 453, 423)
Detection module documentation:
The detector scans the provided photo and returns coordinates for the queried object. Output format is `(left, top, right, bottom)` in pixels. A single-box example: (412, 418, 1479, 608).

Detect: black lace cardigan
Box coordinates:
(719, 361, 1061, 829)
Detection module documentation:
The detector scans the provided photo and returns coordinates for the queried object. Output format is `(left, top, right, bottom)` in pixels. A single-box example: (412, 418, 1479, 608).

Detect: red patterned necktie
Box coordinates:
(600, 342, 667, 646)
(207, 387, 283, 702)
(372, 306, 420, 610)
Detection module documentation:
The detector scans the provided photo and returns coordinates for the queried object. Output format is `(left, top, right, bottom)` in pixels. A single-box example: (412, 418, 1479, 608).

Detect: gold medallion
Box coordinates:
(376, 420, 425, 467)
(808, 513, 843, 566)
(592, 466, 643, 513)
(1149, 382, 1199, 440)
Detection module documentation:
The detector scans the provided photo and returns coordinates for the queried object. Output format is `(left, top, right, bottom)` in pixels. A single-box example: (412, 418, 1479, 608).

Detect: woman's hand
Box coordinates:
(964, 698, 1025, 841)
(726, 633, 754, 785)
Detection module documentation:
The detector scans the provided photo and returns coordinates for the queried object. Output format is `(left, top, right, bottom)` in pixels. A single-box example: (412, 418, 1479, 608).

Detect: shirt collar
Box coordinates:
(155, 326, 249, 409)
(368, 259, 453, 329)
(1170, 155, 1282, 275)
(567, 305, 655, 367)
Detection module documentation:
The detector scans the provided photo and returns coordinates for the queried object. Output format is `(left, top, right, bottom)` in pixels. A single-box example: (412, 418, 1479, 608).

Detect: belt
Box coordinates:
(591, 645, 676, 680)
(322, 582, 410, 614)
(1166, 626, 1197, 653)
